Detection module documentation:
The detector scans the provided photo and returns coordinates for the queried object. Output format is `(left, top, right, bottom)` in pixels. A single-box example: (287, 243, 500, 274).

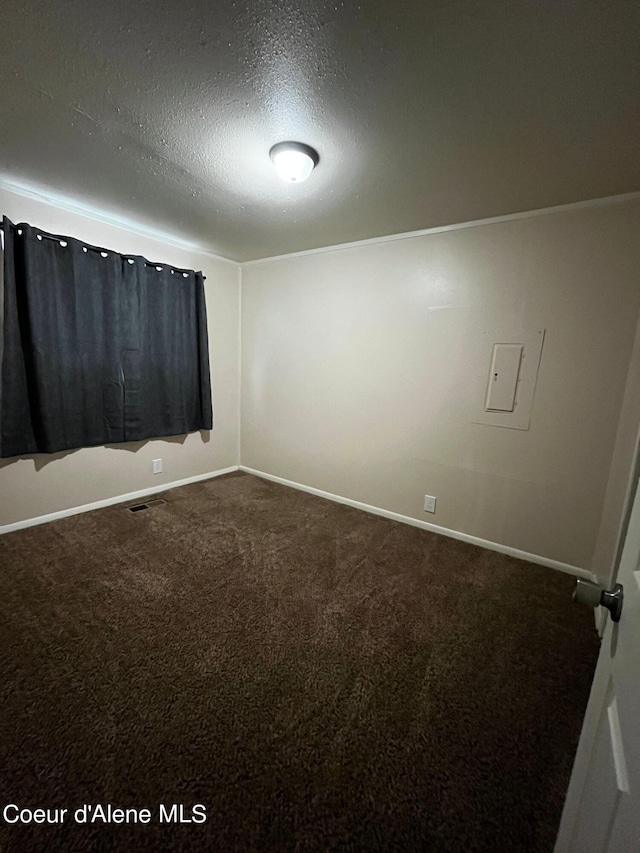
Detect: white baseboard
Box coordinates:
(240, 466, 596, 581)
(0, 465, 239, 534)
(2, 463, 596, 583)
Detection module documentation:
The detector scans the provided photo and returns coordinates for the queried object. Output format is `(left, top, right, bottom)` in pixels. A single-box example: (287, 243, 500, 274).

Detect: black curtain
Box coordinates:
(0, 216, 213, 458)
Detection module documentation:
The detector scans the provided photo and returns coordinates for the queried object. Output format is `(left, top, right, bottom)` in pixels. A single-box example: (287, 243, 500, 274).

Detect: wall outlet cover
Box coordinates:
(152, 459, 163, 474)
(424, 495, 436, 513)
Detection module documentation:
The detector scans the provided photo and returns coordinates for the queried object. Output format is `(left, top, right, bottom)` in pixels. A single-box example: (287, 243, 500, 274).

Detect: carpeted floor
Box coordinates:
(0, 471, 598, 852)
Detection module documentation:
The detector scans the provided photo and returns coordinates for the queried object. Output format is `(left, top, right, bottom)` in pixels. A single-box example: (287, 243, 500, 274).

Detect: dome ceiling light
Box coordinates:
(269, 141, 319, 184)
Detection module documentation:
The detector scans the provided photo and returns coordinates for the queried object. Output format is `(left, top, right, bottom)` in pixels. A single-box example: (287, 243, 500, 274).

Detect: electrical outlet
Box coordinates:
(424, 494, 436, 513)
(152, 458, 163, 474)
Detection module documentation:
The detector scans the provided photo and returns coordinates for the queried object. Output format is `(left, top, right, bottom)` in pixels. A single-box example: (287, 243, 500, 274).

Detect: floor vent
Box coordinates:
(128, 498, 166, 513)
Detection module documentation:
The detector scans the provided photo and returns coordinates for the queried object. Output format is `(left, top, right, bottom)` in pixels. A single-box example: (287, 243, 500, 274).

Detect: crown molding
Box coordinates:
(243, 191, 640, 266)
(3, 176, 638, 269)
(0, 176, 240, 267)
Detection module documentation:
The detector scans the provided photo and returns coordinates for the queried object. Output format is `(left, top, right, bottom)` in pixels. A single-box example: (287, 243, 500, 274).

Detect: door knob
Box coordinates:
(573, 579, 624, 622)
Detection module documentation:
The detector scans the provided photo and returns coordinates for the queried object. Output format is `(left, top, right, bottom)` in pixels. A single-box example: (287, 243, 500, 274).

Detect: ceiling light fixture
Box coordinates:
(269, 141, 319, 183)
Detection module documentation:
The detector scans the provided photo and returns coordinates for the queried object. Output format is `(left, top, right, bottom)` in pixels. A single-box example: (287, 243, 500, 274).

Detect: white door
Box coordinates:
(555, 474, 640, 852)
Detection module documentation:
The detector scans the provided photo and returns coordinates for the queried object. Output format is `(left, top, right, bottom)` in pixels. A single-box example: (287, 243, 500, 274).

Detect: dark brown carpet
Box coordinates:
(0, 471, 598, 852)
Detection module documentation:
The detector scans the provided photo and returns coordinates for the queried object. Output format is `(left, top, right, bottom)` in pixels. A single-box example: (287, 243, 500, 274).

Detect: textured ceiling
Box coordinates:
(1, 0, 639, 261)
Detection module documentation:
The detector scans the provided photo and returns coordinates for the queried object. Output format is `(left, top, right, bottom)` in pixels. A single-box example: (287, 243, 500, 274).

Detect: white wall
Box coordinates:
(241, 199, 640, 572)
(0, 186, 240, 527)
(3, 186, 639, 577)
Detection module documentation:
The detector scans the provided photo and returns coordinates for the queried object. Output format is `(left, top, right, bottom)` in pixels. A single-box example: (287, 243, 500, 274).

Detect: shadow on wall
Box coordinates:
(0, 430, 210, 472)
